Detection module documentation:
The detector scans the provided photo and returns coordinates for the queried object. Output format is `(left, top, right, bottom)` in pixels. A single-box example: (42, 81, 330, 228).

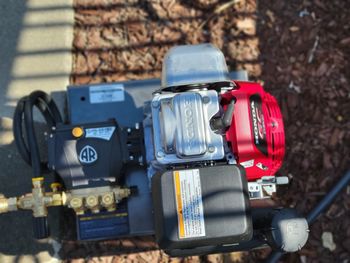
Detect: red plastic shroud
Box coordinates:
(221, 81, 285, 181)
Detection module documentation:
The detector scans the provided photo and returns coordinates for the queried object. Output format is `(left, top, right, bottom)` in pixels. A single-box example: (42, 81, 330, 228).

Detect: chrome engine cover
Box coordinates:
(151, 90, 225, 164)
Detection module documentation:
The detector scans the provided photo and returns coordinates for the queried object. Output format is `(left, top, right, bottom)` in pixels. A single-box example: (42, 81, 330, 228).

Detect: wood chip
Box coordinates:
(322, 232, 337, 251)
(289, 26, 300, 32)
(266, 10, 276, 23)
(340, 37, 350, 46)
(236, 18, 256, 36)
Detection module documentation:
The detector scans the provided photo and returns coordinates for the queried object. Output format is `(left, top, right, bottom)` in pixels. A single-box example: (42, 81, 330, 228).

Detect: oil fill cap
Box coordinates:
(72, 127, 84, 138)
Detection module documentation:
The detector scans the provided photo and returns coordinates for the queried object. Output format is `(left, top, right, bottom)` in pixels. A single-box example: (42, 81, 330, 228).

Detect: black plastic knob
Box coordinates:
(32, 216, 49, 239)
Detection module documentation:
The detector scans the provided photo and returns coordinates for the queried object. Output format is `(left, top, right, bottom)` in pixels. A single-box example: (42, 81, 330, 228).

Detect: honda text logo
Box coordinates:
(79, 145, 98, 164)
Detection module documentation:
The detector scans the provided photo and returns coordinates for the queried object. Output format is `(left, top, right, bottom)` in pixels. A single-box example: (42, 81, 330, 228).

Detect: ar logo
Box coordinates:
(79, 145, 98, 164)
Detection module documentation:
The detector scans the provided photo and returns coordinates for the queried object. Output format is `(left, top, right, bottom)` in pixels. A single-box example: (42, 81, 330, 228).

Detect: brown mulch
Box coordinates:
(68, 0, 350, 262)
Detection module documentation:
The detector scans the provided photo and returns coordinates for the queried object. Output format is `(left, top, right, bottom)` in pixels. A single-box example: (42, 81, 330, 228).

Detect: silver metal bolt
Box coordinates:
(202, 96, 210, 104)
(157, 150, 165, 158)
(208, 146, 215, 153)
(152, 100, 160, 108)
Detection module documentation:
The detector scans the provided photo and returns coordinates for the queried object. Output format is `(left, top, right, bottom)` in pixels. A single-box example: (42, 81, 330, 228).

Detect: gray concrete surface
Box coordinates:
(0, 0, 74, 262)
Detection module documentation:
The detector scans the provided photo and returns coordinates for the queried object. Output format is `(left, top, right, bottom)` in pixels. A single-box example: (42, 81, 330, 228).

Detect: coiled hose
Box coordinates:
(13, 91, 62, 239)
(13, 91, 62, 177)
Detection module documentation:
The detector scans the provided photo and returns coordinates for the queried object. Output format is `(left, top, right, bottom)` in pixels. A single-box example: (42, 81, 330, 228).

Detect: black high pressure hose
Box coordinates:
(13, 91, 62, 239)
(13, 91, 62, 177)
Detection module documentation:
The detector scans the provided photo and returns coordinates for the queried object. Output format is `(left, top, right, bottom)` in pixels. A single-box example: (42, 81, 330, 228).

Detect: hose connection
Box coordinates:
(0, 181, 131, 217)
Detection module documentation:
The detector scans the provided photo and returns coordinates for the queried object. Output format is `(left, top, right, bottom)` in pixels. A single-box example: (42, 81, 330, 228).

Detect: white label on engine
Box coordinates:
(85, 126, 115, 140)
(240, 159, 254, 168)
(89, 84, 124, 104)
(173, 169, 205, 239)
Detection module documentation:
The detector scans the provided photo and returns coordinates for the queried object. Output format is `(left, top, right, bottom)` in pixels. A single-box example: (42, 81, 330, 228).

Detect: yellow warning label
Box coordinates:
(174, 169, 205, 239)
(174, 171, 185, 238)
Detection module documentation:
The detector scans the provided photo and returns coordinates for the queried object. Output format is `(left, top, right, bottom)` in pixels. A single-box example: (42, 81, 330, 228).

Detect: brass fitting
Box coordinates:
(0, 182, 131, 217)
(17, 177, 48, 217)
(0, 195, 19, 214)
(31, 177, 46, 217)
(0, 194, 9, 213)
(50, 183, 62, 192)
(101, 192, 116, 212)
(85, 195, 99, 213)
(64, 186, 131, 215)
(7, 197, 18, 211)
(0, 177, 63, 217)
(69, 197, 84, 215)
(114, 187, 131, 201)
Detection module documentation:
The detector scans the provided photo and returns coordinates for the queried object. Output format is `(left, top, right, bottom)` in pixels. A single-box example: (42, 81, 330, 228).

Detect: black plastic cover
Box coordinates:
(152, 165, 252, 250)
(265, 208, 309, 253)
(48, 120, 125, 189)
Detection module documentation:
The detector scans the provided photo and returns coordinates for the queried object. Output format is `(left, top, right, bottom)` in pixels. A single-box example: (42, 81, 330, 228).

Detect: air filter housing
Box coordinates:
(152, 165, 252, 251)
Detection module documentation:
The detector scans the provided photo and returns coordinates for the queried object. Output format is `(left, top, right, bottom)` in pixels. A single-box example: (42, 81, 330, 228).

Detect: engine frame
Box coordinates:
(66, 71, 250, 241)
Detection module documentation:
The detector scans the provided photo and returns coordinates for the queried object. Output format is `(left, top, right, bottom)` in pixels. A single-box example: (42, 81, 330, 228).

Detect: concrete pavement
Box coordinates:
(0, 0, 74, 262)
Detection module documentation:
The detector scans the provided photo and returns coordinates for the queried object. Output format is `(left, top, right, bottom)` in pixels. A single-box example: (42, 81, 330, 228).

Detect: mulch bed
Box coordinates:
(68, 0, 350, 262)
